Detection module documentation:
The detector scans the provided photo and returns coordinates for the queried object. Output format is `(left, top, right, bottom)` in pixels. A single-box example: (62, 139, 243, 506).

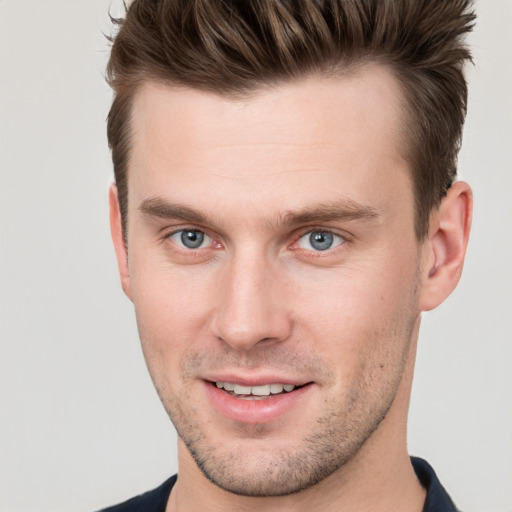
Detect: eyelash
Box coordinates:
(292, 229, 346, 254)
(162, 226, 349, 256)
(164, 227, 220, 252)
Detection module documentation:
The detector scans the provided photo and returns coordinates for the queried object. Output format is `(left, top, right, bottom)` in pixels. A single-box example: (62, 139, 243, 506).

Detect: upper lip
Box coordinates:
(203, 373, 310, 387)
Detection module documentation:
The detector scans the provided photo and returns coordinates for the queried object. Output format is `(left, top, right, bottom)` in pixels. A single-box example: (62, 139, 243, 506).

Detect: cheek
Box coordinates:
(130, 263, 217, 371)
(291, 260, 420, 370)
(296, 260, 417, 326)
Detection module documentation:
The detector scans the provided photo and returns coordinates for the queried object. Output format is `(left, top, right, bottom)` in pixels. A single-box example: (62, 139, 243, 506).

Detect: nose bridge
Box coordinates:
(212, 246, 292, 349)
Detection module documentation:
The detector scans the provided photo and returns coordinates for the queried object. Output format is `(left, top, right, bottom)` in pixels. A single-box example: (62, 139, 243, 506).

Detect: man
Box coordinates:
(101, 1, 475, 510)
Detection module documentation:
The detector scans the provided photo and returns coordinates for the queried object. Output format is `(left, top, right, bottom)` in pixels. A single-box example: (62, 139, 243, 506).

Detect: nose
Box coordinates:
(211, 250, 293, 351)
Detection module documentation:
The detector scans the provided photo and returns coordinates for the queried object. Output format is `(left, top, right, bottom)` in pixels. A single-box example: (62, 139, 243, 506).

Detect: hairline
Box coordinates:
(117, 60, 422, 246)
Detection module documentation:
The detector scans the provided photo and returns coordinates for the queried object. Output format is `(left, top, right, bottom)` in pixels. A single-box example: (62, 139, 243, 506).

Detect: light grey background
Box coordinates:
(0, 1, 510, 511)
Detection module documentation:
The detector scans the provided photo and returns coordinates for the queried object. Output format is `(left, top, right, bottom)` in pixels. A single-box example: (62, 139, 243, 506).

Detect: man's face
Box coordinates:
(117, 66, 427, 496)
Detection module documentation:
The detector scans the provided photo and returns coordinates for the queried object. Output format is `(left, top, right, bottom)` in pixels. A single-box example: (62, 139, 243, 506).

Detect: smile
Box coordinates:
(215, 381, 297, 399)
(204, 379, 313, 423)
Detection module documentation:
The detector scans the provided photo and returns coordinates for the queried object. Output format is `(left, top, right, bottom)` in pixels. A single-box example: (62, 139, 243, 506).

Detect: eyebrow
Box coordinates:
(278, 200, 380, 227)
(139, 197, 209, 224)
(138, 196, 380, 228)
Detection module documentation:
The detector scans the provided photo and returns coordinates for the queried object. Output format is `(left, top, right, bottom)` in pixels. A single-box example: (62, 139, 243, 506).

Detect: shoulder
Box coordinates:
(97, 475, 177, 512)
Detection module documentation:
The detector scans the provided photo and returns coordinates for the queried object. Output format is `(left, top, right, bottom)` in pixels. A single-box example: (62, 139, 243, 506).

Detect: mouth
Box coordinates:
(204, 377, 314, 424)
(212, 381, 303, 400)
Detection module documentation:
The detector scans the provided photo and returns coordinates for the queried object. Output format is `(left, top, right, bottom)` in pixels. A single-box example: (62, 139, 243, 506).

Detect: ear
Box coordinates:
(109, 184, 133, 301)
(419, 181, 473, 311)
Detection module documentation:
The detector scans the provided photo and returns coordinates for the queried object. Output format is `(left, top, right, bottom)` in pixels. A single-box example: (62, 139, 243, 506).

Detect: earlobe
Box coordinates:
(109, 184, 133, 301)
(419, 181, 473, 311)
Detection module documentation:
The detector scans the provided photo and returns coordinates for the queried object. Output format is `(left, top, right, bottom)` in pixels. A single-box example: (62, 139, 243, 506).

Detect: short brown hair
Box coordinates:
(106, 0, 475, 241)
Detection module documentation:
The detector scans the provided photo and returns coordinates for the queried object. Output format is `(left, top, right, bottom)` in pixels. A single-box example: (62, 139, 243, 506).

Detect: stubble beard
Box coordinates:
(170, 390, 398, 497)
(144, 270, 421, 497)
(153, 319, 416, 498)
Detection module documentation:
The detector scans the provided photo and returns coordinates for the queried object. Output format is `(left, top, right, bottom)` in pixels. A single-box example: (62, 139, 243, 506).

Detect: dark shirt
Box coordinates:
(98, 457, 459, 512)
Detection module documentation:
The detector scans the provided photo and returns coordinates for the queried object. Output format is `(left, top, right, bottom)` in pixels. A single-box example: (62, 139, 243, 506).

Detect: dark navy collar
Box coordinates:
(412, 457, 460, 512)
(98, 475, 176, 512)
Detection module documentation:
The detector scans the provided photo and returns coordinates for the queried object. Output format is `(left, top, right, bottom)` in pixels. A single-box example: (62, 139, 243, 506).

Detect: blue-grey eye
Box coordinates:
(297, 230, 343, 251)
(170, 229, 210, 249)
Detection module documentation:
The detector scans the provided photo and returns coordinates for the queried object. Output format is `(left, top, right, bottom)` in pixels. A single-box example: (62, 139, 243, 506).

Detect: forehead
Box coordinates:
(128, 65, 412, 226)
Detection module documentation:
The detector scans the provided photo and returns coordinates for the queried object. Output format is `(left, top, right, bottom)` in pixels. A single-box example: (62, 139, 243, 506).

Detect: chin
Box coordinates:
(177, 419, 376, 497)
(191, 446, 340, 497)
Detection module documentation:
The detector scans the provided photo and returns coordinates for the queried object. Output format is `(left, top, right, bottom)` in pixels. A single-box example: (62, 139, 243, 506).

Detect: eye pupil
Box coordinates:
(309, 231, 334, 251)
(181, 230, 204, 249)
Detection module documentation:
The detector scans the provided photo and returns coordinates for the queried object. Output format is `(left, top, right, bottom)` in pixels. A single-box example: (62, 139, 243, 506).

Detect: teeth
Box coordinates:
(270, 384, 284, 394)
(233, 384, 251, 395)
(215, 382, 296, 396)
(251, 385, 271, 396)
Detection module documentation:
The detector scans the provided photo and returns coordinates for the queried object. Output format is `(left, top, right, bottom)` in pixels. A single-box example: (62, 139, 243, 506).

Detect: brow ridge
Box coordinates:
(139, 197, 208, 224)
(278, 200, 380, 227)
(139, 196, 380, 229)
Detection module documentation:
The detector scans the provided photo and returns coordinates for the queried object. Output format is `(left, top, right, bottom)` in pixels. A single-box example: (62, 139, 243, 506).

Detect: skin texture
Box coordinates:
(110, 64, 472, 512)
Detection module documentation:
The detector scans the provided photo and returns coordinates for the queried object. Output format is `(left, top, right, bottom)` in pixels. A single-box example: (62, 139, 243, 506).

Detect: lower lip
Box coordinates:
(203, 382, 312, 424)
